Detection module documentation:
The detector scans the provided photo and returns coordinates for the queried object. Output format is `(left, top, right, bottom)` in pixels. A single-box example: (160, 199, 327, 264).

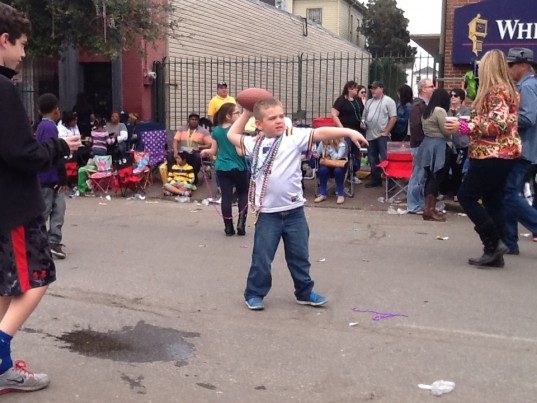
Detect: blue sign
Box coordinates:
(453, 0, 537, 64)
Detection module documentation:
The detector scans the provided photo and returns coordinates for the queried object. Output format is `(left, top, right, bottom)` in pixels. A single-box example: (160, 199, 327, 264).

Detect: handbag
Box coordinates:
(319, 143, 347, 168)
(319, 158, 347, 168)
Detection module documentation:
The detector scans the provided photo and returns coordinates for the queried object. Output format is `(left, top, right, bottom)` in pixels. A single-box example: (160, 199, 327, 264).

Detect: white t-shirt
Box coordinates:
(243, 127, 314, 213)
(58, 121, 81, 138)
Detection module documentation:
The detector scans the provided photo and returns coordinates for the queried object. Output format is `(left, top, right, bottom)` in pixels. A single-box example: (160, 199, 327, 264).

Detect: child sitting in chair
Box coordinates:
(163, 151, 196, 196)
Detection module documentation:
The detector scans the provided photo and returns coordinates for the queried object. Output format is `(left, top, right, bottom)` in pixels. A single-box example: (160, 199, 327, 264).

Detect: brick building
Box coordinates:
(443, 0, 480, 86)
(443, 0, 537, 85)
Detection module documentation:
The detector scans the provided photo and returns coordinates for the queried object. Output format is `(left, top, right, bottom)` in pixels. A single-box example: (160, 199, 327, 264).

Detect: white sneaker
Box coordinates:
(352, 177, 362, 184)
(0, 360, 50, 395)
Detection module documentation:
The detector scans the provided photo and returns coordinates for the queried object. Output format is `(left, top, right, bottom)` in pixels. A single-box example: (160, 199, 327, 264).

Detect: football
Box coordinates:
(236, 87, 273, 111)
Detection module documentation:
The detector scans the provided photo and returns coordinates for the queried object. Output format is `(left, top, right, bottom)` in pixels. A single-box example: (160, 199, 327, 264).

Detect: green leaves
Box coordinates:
(4, 0, 181, 58)
(360, 0, 416, 58)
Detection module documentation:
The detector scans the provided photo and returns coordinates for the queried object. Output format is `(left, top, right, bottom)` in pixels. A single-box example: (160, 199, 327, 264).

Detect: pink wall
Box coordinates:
(122, 37, 167, 121)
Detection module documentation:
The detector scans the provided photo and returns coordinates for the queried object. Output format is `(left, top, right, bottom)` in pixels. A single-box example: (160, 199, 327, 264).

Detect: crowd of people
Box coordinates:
(1, 2, 536, 397)
(410, 48, 537, 269)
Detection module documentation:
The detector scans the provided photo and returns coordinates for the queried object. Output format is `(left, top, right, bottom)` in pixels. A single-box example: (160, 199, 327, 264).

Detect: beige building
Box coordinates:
(166, 0, 370, 128)
(291, 0, 367, 48)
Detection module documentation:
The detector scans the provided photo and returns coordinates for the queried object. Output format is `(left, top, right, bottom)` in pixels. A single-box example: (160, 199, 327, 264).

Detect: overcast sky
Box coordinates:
(396, 0, 443, 34)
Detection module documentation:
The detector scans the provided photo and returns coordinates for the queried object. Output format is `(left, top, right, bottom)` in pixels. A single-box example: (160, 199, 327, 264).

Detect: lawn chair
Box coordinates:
(377, 141, 413, 201)
(132, 150, 151, 188)
(116, 164, 145, 197)
(312, 117, 355, 198)
(140, 129, 168, 183)
(89, 155, 116, 194)
(64, 155, 78, 188)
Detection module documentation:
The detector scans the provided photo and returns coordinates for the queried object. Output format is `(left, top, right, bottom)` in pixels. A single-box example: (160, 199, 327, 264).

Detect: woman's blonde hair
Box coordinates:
(325, 137, 344, 153)
(473, 49, 518, 114)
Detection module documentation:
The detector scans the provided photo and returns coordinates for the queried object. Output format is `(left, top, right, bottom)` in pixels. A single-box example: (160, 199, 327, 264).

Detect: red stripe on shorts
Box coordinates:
(11, 226, 30, 292)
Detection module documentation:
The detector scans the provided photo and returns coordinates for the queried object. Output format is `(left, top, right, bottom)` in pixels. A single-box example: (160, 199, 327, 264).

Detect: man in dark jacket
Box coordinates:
(0, 4, 80, 395)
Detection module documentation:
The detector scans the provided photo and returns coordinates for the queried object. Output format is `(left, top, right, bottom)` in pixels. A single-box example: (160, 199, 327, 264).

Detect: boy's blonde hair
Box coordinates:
(253, 97, 283, 121)
(473, 49, 518, 114)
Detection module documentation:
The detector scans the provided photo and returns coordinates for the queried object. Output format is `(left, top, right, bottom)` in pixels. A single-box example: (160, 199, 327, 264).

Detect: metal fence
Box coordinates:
(16, 58, 59, 126)
(17, 52, 439, 131)
(159, 52, 438, 130)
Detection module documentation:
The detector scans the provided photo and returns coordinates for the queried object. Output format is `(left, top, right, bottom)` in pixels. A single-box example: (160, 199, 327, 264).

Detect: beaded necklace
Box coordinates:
(347, 96, 363, 123)
(248, 133, 283, 220)
(186, 128, 196, 149)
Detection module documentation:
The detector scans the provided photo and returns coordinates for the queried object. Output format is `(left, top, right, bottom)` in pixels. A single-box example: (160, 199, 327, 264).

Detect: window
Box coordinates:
(307, 8, 322, 24)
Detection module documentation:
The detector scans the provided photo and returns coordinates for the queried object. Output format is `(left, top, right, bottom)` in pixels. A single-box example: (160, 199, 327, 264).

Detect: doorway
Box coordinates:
(83, 62, 112, 120)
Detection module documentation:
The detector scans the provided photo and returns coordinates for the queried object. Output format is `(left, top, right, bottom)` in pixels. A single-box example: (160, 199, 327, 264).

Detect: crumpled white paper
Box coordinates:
(418, 380, 456, 396)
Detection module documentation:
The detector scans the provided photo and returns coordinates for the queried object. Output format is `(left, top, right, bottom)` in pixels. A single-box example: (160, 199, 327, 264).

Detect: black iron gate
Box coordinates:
(158, 52, 437, 130)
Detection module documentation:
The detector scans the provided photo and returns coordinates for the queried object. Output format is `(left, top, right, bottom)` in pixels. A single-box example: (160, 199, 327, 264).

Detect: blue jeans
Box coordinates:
(367, 136, 389, 183)
(407, 146, 425, 212)
(504, 158, 537, 251)
(244, 206, 314, 301)
(318, 165, 345, 196)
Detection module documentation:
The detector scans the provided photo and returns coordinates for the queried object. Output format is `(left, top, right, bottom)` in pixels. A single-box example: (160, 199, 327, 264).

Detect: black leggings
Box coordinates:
(424, 146, 451, 197)
(216, 169, 249, 220)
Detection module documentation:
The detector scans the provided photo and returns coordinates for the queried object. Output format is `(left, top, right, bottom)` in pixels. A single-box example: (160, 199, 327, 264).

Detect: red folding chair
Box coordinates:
(377, 142, 413, 201)
(64, 160, 78, 188)
(89, 155, 116, 194)
(116, 166, 145, 197)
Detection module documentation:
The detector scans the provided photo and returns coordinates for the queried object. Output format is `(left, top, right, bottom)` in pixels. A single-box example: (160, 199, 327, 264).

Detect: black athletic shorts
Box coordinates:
(0, 216, 56, 296)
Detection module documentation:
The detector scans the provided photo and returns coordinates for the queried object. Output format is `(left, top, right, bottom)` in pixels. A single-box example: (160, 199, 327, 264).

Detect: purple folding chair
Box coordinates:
(140, 130, 168, 183)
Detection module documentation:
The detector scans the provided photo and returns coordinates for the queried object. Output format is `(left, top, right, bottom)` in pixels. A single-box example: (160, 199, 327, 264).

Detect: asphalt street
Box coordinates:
(4, 189, 537, 403)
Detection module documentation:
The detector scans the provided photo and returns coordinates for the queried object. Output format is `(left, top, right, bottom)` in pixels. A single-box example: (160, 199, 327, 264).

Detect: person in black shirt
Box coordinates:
(0, 4, 80, 394)
(331, 81, 365, 183)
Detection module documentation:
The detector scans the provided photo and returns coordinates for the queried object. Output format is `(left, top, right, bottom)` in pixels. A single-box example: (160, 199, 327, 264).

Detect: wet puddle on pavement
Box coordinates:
(56, 321, 200, 366)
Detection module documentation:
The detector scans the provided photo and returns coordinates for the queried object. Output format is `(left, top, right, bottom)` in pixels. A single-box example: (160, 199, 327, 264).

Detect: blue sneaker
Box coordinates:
(245, 297, 265, 310)
(296, 292, 328, 306)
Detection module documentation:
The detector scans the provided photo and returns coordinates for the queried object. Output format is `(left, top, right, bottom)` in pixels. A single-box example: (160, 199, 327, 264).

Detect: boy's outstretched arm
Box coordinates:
(313, 127, 369, 149)
(227, 110, 253, 155)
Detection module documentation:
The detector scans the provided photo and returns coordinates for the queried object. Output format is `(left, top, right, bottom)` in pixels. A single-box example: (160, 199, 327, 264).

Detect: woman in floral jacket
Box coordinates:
(446, 49, 521, 268)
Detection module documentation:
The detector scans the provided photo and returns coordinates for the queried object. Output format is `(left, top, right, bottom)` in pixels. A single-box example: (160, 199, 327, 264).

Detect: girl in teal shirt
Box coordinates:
(202, 103, 249, 236)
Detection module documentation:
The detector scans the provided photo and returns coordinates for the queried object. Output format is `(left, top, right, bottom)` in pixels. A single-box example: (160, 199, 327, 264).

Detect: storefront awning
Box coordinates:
(410, 34, 441, 58)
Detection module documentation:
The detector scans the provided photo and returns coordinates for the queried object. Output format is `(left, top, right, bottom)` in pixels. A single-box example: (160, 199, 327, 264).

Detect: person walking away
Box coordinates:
(201, 103, 249, 236)
(0, 3, 81, 394)
(446, 49, 521, 268)
(502, 47, 537, 254)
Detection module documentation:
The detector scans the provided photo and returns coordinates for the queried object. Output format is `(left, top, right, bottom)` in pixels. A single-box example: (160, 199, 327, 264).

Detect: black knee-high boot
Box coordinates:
(237, 212, 247, 236)
(224, 218, 235, 236)
(469, 221, 508, 266)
